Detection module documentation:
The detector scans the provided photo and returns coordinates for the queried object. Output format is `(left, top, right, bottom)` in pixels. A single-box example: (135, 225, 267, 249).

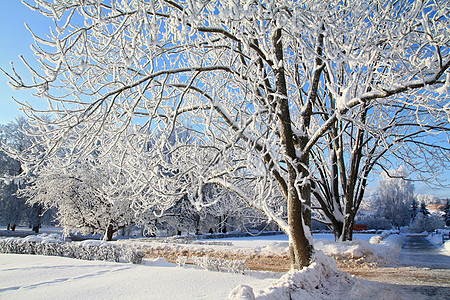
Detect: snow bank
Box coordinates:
(129, 233, 401, 270)
(427, 233, 444, 246)
(444, 241, 450, 256)
(228, 251, 395, 300)
(309, 234, 404, 267)
(22, 233, 68, 243)
(427, 231, 450, 256)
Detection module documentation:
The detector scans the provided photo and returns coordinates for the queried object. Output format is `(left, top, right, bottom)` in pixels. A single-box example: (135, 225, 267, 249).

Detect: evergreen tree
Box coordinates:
(410, 200, 418, 221)
(443, 200, 450, 226)
(419, 202, 430, 217)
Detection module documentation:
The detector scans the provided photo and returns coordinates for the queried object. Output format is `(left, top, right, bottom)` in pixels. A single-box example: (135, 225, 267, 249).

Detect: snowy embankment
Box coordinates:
(427, 229, 450, 256)
(228, 251, 399, 300)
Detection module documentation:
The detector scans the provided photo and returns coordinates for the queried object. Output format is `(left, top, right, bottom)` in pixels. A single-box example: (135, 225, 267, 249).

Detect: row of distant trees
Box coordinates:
(355, 168, 450, 232)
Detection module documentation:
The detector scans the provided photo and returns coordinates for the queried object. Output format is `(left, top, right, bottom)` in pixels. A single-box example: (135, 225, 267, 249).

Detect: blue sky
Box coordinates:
(0, 1, 448, 199)
(0, 1, 53, 124)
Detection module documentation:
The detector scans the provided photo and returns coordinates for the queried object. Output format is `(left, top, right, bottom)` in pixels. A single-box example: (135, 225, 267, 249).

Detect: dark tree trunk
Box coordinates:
(105, 224, 115, 241)
(272, 24, 325, 269)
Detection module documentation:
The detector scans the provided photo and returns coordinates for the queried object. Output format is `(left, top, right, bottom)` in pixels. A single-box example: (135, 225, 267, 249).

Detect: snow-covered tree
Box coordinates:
(2, 0, 450, 269)
(373, 168, 415, 230)
(311, 101, 450, 241)
(19, 143, 150, 240)
(157, 184, 266, 235)
(0, 117, 51, 229)
(409, 212, 445, 233)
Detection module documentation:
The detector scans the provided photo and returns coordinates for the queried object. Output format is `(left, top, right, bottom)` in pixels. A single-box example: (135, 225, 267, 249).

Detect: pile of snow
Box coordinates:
(228, 251, 396, 300)
(259, 242, 289, 254)
(21, 233, 68, 243)
(444, 241, 450, 256)
(427, 233, 444, 246)
(255, 233, 404, 268)
(313, 234, 404, 267)
(426, 231, 450, 256)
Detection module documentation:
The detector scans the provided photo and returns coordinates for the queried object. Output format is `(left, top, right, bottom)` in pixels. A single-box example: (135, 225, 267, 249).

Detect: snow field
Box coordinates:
(0, 254, 278, 300)
(0, 232, 443, 299)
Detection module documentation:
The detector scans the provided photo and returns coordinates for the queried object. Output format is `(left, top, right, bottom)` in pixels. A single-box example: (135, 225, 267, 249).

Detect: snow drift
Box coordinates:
(228, 251, 397, 300)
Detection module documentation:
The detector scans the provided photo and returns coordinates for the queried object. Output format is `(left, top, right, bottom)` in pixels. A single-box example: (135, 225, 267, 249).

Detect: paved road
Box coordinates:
(399, 235, 450, 269)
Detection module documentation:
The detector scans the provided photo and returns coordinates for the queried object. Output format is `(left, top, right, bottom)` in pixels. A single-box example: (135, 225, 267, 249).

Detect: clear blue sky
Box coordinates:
(0, 1, 448, 199)
(0, 0, 52, 124)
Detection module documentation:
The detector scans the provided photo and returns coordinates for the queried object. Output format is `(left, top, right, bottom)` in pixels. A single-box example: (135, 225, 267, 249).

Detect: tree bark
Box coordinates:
(273, 27, 314, 270)
(105, 224, 115, 241)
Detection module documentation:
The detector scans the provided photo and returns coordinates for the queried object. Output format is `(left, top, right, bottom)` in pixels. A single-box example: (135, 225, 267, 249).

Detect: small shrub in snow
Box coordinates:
(191, 256, 222, 272)
(189, 256, 247, 274)
(176, 256, 189, 267)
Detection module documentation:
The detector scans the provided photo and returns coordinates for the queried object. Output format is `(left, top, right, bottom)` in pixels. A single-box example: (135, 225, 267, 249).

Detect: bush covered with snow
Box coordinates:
(177, 255, 247, 274)
(0, 235, 144, 264)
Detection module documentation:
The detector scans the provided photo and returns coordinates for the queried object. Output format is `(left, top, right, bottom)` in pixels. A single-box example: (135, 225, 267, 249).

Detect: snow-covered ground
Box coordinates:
(0, 253, 278, 300)
(1, 230, 448, 299)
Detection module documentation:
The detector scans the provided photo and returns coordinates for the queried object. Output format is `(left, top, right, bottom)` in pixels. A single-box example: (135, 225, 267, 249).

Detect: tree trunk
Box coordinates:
(331, 220, 344, 241)
(288, 177, 314, 270)
(272, 25, 319, 270)
(105, 224, 114, 241)
(342, 214, 355, 241)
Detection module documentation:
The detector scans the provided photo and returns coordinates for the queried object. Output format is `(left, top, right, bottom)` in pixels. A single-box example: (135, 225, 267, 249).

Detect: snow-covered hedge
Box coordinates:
(142, 237, 233, 246)
(177, 255, 247, 274)
(0, 236, 144, 264)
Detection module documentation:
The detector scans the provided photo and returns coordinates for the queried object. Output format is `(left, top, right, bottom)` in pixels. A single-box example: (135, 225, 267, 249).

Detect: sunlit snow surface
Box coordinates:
(0, 254, 277, 300)
(1, 231, 448, 299)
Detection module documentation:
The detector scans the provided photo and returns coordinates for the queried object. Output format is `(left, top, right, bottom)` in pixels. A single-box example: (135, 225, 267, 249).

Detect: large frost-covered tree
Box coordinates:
(2, 0, 450, 269)
(311, 101, 450, 241)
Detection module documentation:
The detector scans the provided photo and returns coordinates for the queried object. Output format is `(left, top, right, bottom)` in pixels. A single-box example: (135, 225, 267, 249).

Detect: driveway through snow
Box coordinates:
(344, 235, 450, 299)
(399, 235, 450, 269)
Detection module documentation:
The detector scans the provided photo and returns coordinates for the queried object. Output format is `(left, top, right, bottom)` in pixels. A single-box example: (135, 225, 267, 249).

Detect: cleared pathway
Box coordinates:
(399, 235, 450, 269)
